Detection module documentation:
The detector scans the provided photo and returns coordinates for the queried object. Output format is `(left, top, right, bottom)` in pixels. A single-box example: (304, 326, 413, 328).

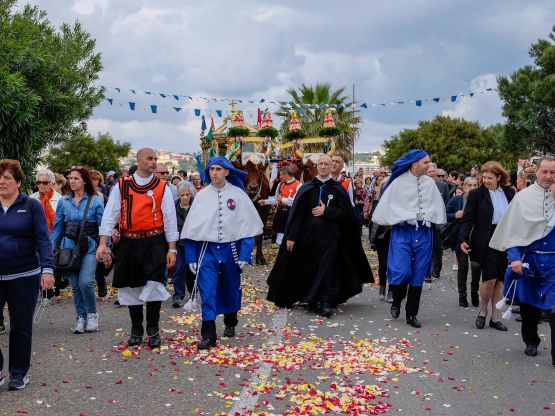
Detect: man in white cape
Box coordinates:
(182, 156, 263, 350)
(489, 155, 555, 365)
(372, 149, 446, 328)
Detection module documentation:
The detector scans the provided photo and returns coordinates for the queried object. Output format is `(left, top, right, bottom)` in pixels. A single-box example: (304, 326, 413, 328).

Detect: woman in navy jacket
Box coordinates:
(0, 160, 55, 390)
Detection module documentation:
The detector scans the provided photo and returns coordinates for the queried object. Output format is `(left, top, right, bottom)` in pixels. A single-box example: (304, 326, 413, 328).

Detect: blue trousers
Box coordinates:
(0, 274, 40, 378)
(196, 243, 242, 321)
(387, 222, 433, 287)
(64, 253, 97, 317)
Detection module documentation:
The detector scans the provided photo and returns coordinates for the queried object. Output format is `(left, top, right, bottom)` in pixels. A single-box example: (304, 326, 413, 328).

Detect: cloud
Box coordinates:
(442, 74, 503, 127)
(31, 0, 555, 155)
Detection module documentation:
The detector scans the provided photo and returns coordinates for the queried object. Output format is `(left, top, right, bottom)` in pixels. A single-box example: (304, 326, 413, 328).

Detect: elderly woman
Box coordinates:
(51, 166, 104, 333)
(459, 162, 515, 330)
(30, 168, 62, 233)
(172, 181, 196, 307)
(0, 160, 55, 390)
(446, 176, 481, 307)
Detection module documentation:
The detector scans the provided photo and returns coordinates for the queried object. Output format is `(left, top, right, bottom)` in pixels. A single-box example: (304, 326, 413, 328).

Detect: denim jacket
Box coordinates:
(51, 193, 104, 255)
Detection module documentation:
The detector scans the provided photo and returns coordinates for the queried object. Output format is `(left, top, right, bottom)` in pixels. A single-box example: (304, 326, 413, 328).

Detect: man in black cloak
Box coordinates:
(266, 154, 373, 317)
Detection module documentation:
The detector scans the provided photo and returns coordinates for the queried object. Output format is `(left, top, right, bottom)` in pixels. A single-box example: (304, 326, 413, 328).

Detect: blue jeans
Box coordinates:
(64, 254, 97, 317)
(0, 274, 40, 378)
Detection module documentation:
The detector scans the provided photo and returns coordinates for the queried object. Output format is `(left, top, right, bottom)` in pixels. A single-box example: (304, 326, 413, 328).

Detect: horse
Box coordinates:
(241, 159, 272, 265)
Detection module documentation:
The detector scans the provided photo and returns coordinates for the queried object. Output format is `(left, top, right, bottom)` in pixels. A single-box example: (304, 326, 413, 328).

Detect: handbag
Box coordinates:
(54, 196, 92, 272)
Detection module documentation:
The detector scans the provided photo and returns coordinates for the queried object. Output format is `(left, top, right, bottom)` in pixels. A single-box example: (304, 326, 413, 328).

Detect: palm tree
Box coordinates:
(276, 83, 361, 158)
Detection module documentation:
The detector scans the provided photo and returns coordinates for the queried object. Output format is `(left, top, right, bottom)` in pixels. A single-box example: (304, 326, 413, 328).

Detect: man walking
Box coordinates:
(372, 150, 446, 327)
(183, 156, 263, 350)
(490, 155, 555, 366)
(97, 148, 178, 349)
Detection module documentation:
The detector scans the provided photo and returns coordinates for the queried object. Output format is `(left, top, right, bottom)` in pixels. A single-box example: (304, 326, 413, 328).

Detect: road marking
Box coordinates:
(229, 309, 288, 414)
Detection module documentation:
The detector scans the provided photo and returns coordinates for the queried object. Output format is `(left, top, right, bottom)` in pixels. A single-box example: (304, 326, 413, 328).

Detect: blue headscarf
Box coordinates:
(383, 149, 428, 191)
(202, 156, 247, 192)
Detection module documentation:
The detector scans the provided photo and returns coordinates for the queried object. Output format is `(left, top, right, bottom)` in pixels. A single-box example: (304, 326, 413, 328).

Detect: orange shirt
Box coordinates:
(119, 176, 166, 232)
(338, 177, 351, 193)
(278, 180, 301, 207)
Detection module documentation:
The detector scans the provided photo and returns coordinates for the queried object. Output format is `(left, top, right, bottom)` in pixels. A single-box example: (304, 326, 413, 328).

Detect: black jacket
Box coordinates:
(458, 185, 515, 263)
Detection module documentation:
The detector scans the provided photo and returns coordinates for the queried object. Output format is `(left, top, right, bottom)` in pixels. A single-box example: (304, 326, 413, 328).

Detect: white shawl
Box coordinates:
(182, 182, 263, 243)
(489, 183, 555, 251)
(372, 170, 447, 226)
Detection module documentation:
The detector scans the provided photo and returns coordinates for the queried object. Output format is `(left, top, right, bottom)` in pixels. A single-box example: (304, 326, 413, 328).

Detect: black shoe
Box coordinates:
(424, 277, 433, 283)
(148, 334, 162, 349)
(307, 301, 319, 312)
(524, 345, 538, 357)
(128, 334, 143, 346)
(406, 316, 421, 328)
(171, 296, 183, 308)
(97, 283, 108, 298)
(516, 315, 523, 322)
(320, 303, 333, 318)
(459, 296, 469, 308)
(471, 292, 479, 307)
(378, 286, 386, 300)
(489, 320, 508, 331)
(223, 326, 235, 338)
(390, 305, 400, 319)
(476, 315, 486, 329)
(197, 338, 217, 350)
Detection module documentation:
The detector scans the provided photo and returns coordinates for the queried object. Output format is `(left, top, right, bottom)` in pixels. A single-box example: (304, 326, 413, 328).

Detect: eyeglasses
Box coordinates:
(157, 171, 169, 175)
(36, 181, 50, 185)
(438, 174, 446, 178)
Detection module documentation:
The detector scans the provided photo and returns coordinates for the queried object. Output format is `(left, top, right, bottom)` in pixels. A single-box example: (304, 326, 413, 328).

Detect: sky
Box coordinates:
(30, 0, 555, 153)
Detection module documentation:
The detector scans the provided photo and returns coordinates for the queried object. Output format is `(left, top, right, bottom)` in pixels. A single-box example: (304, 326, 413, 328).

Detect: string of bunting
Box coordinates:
(100, 87, 498, 115)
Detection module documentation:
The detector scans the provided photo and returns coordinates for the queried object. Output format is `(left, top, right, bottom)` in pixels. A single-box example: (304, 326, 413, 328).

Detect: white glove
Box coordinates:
(237, 261, 247, 270)
(189, 263, 198, 275)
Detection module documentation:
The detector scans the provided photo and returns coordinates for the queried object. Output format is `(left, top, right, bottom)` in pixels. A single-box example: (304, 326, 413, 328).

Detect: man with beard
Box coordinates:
(267, 154, 373, 317)
(490, 155, 555, 366)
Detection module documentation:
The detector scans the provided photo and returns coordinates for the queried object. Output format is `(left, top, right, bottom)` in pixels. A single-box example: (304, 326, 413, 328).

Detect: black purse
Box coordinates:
(54, 196, 92, 272)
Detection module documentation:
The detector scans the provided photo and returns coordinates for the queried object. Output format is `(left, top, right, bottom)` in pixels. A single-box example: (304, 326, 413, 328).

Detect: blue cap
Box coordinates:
(202, 156, 247, 192)
(383, 149, 428, 191)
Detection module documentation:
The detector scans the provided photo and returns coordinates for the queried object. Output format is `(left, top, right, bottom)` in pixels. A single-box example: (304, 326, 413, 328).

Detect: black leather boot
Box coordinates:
(198, 320, 217, 350)
(128, 305, 144, 346)
(146, 301, 162, 348)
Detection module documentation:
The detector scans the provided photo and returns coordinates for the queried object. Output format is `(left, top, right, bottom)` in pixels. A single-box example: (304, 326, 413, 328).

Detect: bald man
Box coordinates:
(97, 148, 178, 349)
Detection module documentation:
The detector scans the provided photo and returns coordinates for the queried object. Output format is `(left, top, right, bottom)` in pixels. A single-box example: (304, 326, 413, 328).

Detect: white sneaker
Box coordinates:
(0, 371, 5, 386)
(452, 264, 458, 271)
(85, 313, 99, 332)
(73, 316, 86, 334)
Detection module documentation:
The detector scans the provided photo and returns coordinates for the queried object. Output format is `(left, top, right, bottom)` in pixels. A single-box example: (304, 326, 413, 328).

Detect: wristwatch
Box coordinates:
(168, 249, 178, 254)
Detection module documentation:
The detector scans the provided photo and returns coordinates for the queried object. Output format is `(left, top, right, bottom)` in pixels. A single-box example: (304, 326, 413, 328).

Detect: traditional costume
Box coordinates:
(266, 175, 373, 316)
(99, 173, 178, 348)
(182, 157, 263, 349)
(490, 183, 555, 363)
(372, 150, 446, 327)
(261, 178, 302, 244)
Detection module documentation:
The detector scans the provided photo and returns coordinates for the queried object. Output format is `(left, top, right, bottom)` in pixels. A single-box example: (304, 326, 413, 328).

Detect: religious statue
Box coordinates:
(323, 108, 336, 128)
(288, 110, 301, 132)
(232, 109, 245, 128)
(260, 109, 273, 129)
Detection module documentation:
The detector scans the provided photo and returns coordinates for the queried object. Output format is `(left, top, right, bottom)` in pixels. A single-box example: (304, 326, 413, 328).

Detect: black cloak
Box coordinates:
(266, 177, 374, 307)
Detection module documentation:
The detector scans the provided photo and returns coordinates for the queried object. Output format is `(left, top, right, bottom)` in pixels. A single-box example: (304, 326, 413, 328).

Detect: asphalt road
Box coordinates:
(1, 236, 553, 416)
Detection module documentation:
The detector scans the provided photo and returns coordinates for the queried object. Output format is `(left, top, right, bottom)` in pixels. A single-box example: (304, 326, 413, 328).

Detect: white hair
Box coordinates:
(177, 180, 196, 198)
(428, 162, 438, 170)
(36, 168, 55, 183)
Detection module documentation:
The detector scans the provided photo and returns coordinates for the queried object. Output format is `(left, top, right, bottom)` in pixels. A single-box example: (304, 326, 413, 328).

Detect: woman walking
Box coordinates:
(0, 160, 55, 390)
(51, 166, 104, 333)
(459, 162, 515, 330)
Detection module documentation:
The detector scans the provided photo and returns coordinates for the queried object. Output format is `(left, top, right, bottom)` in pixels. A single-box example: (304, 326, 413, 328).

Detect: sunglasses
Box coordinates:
(36, 181, 51, 185)
(157, 171, 169, 175)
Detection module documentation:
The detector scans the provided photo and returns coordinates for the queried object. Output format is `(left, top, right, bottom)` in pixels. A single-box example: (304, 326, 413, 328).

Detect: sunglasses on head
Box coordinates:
(71, 166, 84, 170)
(36, 181, 50, 185)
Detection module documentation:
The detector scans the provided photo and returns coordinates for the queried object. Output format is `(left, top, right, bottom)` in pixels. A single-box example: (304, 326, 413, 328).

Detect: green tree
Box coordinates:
(276, 83, 360, 159)
(0, 0, 103, 185)
(497, 26, 555, 154)
(46, 132, 131, 174)
(178, 158, 198, 174)
(381, 116, 519, 173)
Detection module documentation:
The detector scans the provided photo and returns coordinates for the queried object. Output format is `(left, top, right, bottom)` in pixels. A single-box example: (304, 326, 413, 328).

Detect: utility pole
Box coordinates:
(352, 83, 356, 174)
